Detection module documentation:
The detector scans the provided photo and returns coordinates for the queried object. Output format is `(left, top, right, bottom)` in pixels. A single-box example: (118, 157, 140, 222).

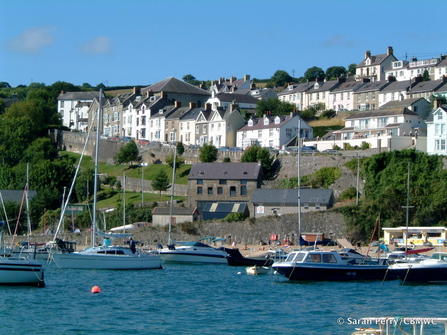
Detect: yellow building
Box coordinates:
(382, 227, 447, 246)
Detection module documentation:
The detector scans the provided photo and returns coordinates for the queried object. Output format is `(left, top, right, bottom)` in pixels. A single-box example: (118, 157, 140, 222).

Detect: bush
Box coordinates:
(222, 157, 231, 163)
(340, 186, 358, 200)
(222, 212, 245, 222)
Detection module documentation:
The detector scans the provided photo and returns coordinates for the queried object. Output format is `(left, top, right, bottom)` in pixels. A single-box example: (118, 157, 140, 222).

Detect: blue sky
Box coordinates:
(1, 0, 446, 88)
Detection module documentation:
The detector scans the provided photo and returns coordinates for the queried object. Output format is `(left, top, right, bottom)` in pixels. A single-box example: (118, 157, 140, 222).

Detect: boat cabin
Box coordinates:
(285, 250, 340, 264)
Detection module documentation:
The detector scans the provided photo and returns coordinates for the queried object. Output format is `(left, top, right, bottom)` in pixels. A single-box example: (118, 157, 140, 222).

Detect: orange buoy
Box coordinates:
(91, 286, 101, 294)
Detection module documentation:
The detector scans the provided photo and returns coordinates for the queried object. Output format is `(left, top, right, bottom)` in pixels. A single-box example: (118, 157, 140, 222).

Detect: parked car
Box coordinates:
(279, 148, 291, 155)
(137, 139, 150, 145)
(219, 146, 229, 151)
(230, 147, 243, 152)
(301, 146, 319, 154)
(322, 149, 340, 155)
(121, 136, 135, 142)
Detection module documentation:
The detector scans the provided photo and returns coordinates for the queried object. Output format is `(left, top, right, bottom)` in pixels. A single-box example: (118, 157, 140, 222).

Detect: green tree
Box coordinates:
(199, 143, 218, 163)
(182, 74, 196, 83)
(422, 70, 431, 81)
(152, 170, 170, 196)
(0, 82, 11, 89)
(325, 66, 347, 80)
(304, 66, 325, 82)
(166, 154, 183, 169)
(241, 145, 274, 179)
(347, 63, 357, 76)
(255, 98, 295, 117)
(267, 70, 293, 87)
(176, 142, 185, 155)
(114, 141, 142, 165)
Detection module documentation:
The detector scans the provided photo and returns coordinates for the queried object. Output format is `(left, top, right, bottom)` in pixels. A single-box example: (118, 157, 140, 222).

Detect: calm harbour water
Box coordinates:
(1, 262, 445, 335)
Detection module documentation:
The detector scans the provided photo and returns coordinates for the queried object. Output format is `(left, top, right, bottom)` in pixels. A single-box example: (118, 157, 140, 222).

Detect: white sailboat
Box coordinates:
(52, 89, 162, 270)
(156, 148, 228, 264)
(0, 221, 44, 287)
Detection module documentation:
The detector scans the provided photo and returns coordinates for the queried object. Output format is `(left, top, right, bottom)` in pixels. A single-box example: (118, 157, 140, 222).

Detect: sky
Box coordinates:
(1, 0, 447, 88)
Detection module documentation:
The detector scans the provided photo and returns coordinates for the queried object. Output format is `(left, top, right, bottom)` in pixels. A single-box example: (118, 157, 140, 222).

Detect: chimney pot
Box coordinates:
(387, 46, 393, 55)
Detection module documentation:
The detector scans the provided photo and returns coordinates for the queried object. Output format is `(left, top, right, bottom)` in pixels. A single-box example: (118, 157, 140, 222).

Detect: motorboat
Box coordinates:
(10, 242, 53, 262)
(351, 317, 447, 335)
(0, 256, 45, 287)
(245, 265, 270, 275)
(272, 249, 397, 281)
(223, 247, 273, 267)
(156, 241, 228, 264)
(389, 252, 447, 284)
(338, 248, 373, 263)
(52, 235, 162, 270)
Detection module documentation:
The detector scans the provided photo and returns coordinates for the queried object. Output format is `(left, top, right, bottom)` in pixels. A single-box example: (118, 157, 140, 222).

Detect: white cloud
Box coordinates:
(7, 25, 56, 54)
(80, 36, 113, 55)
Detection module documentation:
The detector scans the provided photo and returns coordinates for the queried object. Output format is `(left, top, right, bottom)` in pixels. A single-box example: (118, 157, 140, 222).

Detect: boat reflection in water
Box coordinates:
(272, 249, 397, 281)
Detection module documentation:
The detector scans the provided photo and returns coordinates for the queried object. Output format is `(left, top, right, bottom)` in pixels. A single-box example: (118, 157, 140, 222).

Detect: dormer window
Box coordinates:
(314, 82, 320, 89)
(264, 117, 269, 125)
(248, 119, 253, 127)
(288, 85, 294, 91)
(274, 116, 280, 124)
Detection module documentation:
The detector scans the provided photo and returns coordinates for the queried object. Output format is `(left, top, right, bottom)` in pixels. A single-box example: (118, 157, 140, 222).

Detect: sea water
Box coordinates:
(1, 262, 445, 335)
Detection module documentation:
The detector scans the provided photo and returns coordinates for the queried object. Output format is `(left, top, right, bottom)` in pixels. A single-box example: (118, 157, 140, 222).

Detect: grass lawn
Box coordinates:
(59, 151, 191, 185)
(96, 189, 187, 209)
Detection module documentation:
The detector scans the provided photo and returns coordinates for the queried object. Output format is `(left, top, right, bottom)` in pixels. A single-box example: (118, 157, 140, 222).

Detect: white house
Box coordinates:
(236, 113, 312, 149)
(58, 91, 99, 129)
(329, 80, 368, 112)
(426, 102, 447, 155)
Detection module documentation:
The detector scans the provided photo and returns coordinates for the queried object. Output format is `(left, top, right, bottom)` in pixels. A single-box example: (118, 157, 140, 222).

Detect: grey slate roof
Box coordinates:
(344, 108, 418, 120)
(250, 188, 333, 206)
(0, 190, 37, 204)
(152, 207, 199, 215)
(238, 114, 302, 132)
(57, 91, 100, 100)
(214, 93, 260, 104)
(379, 97, 427, 109)
(354, 80, 390, 93)
(357, 53, 391, 67)
(189, 163, 262, 180)
(380, 80, 412, 93)
(278, 82, 313, 96)
(141, 77, 210, 96)
(410, 78, 447, 93)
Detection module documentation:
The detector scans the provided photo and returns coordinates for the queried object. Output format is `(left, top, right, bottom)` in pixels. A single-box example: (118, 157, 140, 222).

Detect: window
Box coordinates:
(340, 92, 343, 100)
(202, 125, 206, 133)
(197, 187, 202, 194)
(269, 129, 273, 137)
(219, 179, 226, 185)
(241, 186, 247, 195)
(438, 113, 443, 120)
(197, 179, 203, 185)
(258, 130, 262, 138)
(217, 187, 223, 194)
(207, 187, 213, 195)
(371, 92, 376, 100)
(196, 125, 199, 134)
(230, 186, 236, 196)
(241, 179, 247, 185)
(286, 128, 292, 137)
(61, 101, 65, 108)
(357, 94, 361, 102)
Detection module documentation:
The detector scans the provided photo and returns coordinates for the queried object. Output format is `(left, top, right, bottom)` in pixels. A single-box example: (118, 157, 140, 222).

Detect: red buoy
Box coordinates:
(91, 286, 101, 294)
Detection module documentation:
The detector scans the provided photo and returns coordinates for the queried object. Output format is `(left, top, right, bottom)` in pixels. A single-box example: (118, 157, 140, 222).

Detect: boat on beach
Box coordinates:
(272, 249, 397, 281)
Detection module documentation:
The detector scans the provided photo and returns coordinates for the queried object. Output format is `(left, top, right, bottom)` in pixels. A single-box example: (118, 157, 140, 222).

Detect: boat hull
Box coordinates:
(53, 253, 162, 270)
(158, 248, 228, 264)
(390, 263, 447, 284)
(0, 257, 45, 287)
(224, 248, 273, 267)
(273, 263, 396, 281)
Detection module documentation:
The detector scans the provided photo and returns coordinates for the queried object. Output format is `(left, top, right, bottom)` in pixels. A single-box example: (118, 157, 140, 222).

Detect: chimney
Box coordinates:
(146, 90, 153, 98)
(133, 87, 141, 95)
(362, 78, 371, 83)
(414, 76, 423, 83)
(387, 46, 393, 56)
(205, 103, 212, 111)
(175, 101, 181, 108)
(251, 82, 256, 90)
(442, 75, 447, 83)
(230, 100, 238, 112)
(338, 77, 346, 83)
(387, 76, 397, 82)
(411, 55, 418, 62)
(365, 50, 371, 59)
(230, 76, 236, 83)
(436, 99, 442, 108)
(244, 74, 250, 81)
(161, 91, 167, 99)
(189, 102, 196, 109)
(232, 86, 238, 92)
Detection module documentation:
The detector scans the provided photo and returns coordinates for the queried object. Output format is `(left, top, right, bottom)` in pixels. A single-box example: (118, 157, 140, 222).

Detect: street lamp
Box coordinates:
(141, 162, 148, 206)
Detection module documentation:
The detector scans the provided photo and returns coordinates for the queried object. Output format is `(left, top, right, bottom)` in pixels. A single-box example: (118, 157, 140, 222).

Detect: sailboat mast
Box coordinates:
(25, 163, 31, 243)
(297, 118, 302, 250)
(123, 174, 126, 234)
(92, 89, 103, 247)
(168, 146, 177, 244)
